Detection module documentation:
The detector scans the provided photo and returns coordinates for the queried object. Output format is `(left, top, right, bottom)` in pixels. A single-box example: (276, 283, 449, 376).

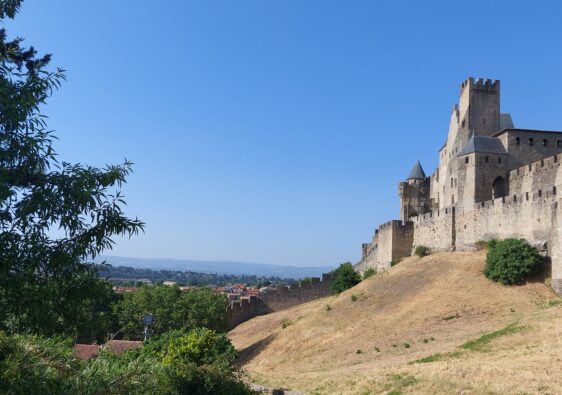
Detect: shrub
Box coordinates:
(326, 304, 332, 311)
(414, 245, 430, 257)
(362, 268, 376, 280)
(484, 238, 542, 285)
(351, 294, 358, 302)
(281, 319, 293, 329)
(330, 262, 361, 294)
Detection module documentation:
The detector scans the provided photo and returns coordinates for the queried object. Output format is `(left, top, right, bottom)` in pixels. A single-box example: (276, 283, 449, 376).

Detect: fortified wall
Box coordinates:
(356, 77, 562, 296)
(358, 152, 562, 296)
(227, 273, 335, 329)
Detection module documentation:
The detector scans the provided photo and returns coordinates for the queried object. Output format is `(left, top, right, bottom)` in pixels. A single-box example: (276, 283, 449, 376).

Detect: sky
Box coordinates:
(5, 0, 562, 267)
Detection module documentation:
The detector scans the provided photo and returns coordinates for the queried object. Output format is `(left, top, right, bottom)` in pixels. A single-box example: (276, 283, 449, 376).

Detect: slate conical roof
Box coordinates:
(407, 160, 426, 180)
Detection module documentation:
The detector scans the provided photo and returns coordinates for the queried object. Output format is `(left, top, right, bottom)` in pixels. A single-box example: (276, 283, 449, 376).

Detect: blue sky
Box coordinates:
(6, 1, 562, 267)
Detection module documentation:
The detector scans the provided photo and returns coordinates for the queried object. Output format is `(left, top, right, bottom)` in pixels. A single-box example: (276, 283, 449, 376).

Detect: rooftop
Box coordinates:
(457, 136, 507, 157)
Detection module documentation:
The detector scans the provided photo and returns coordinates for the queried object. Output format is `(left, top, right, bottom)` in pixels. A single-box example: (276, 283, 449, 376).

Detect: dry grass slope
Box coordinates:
(229, 251, 562, 394)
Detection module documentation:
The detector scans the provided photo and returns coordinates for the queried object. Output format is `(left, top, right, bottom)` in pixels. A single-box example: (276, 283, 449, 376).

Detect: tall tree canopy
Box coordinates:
(0, 0, 143, 337)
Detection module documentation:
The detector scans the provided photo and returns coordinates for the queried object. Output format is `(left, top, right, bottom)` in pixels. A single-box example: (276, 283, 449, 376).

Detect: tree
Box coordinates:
(330, 262, 361, 294)
(115, 286, 229, 339)
(484, 238, 542, 285)
(0, 1, 143, 337)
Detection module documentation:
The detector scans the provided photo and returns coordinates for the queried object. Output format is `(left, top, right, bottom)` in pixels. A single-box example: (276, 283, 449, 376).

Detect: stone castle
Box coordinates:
(356, 77, 562, 296)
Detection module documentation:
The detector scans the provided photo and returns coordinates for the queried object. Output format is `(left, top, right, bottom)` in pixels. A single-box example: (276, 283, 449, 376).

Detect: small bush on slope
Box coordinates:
(414, 245, 430, 257)
(484, 239, 542, 285)
(330, 262, 361, 294)
(362, 268, 376, 280)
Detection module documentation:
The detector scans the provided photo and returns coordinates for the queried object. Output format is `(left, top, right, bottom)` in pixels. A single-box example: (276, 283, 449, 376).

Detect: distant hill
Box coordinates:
(96, 256, 335, 280)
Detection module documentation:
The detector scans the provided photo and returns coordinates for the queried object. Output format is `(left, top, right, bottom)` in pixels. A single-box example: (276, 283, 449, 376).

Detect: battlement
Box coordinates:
(460, 77, 500, 93)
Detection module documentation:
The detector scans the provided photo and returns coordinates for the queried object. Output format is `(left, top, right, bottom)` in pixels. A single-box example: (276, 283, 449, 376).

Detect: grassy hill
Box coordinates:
(229, 251, 562, 394)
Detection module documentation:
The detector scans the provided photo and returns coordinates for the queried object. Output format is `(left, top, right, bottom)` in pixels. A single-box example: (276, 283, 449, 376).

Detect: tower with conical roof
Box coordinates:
(398, 160, 431, 221)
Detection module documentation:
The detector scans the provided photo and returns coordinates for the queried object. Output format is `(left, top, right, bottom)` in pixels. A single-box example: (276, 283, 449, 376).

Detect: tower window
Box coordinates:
(529, 138, 534, 146)
(558, 140, 562, 148)
(538, 190, 542, 198)
(526, 192, 529, 201)
(554, 186, 557, 195)
(498, 157, 502, 164)
(485, 156, 489, 163)
(461, 120, 465, 128)
(515, 137, 520, 145)
(451, 178, 454, 187)
(543, 139, 548, 146)
(465, 157, 469, 164)
(555, 155, 558, 163)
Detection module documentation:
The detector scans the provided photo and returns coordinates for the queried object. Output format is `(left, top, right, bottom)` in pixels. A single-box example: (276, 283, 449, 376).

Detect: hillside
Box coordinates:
(229, 251, 562, 394)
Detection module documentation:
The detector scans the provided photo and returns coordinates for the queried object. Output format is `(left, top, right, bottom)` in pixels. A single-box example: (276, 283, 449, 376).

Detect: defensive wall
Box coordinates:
(228, 273, 335, 329)
(405, 153, 562, 294)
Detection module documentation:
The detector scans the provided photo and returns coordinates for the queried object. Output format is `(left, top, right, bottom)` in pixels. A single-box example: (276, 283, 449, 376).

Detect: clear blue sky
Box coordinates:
(6, 1, 562, 267)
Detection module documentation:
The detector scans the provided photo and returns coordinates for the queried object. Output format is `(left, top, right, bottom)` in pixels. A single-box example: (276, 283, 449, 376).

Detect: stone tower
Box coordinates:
(458, 77, 500, 141)
(398, 161, 431, 221)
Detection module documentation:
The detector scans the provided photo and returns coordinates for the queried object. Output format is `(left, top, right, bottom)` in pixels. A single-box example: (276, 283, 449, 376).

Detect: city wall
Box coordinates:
(228, 273, 335, 329)
(360, 154, 562, 295)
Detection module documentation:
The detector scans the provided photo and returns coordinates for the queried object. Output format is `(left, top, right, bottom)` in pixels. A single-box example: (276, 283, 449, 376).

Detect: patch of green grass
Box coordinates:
(326, 304, 332, 311)
(403, 343, 410, 348)
(351, 294, 358, 302)
(442, 313, 461, 321)
(461, 323, 525, 352)
(388, 373, 418, 388)
(411, 351, 462, 364)
(547, 298, 562, 307)
(281, 319, 293, 329)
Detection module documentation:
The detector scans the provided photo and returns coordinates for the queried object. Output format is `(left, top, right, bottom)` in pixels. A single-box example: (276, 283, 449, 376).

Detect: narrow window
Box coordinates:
(529, 138, 534, 146)
(498, 157, 502, 164)
(554, 186, 557, 195)
(465, 157, 469, 164)
(543, 139, 548, 146)
(538, 190, 542, 198)
(517, 168, 520, 175)
(451, 178, 454, 187)
(515, 137, 520, 145)
(485, 156, 489, 163)
(483, 118, 486, 125)
(555, 155, 559, 163)
(558, 140, 562, 148)
(528, 164, 532, 171)
(541, 160, 545, 167)
(513, 195, 517, 202)
(461, 119, 465, 128)
(526, 192, 529, 201)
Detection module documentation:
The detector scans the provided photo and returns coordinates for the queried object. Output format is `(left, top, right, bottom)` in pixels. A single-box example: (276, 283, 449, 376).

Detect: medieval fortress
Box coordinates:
(356, 77, 562, 296)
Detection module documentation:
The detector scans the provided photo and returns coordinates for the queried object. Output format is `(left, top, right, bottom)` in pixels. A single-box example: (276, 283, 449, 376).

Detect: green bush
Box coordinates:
(362, 268, 376, 280)
(350, 294, 357, 302)
(484, 239, 542, 285)
(330, 262, 361, 294)
(414, 245, 430, 257)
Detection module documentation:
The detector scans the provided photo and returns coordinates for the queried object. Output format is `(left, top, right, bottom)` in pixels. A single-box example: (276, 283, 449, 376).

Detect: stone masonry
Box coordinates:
(356, 77, 562, 296)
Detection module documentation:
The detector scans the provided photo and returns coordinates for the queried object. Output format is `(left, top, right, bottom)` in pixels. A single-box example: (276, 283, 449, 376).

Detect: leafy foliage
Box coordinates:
(362, 267, 376, 280)
(484, 239, 542, 285)
(115, 286, 229, 339)
(0, 1, 143, 337)
(414, 245, 430, 257)
(330, 262, 361, 294)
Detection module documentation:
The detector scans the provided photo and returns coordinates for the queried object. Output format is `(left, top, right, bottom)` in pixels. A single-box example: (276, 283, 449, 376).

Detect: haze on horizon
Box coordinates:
(7, 0, 562, 267)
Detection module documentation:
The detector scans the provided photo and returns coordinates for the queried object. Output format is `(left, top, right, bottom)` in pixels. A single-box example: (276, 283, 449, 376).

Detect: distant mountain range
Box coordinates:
(96, 256, 336, 280)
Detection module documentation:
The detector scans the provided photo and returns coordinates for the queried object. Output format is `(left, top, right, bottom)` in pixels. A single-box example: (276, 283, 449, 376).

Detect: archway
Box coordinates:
(492, 176, 507, 199)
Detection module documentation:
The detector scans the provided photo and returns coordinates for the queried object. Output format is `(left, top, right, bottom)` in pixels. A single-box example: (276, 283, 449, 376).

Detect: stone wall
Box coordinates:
(227, 273, 335, 329)
(411, 207, 455, 251)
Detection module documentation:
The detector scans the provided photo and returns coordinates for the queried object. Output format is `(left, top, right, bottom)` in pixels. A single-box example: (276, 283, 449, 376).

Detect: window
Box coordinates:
(558, 140, 562, 148)
(515, 137, 520, 145)
(555, 155, 558, 163)
(513, 195, 517, 202)
(543, 139, 548, 146)
(526, 192, 529, 201)
(465, 157, 469, 164)
(451, 178, 454, 187)
(461, 120, 465, 128)
(528, 164, 532, 171)
(541, 160, 545, 167)
(529, 138, 534, 146)
(554, 186, 557, 195)
(485, 156, 489, 163)
(498, 157, 502, 164)
(538, 190, 542, 198)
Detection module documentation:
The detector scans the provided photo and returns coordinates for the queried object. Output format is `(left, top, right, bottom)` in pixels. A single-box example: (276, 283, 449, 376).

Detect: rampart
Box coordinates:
(359, 153, 562, 295)
(356, 220, 414, 272)
(227, 273, 335, 329)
